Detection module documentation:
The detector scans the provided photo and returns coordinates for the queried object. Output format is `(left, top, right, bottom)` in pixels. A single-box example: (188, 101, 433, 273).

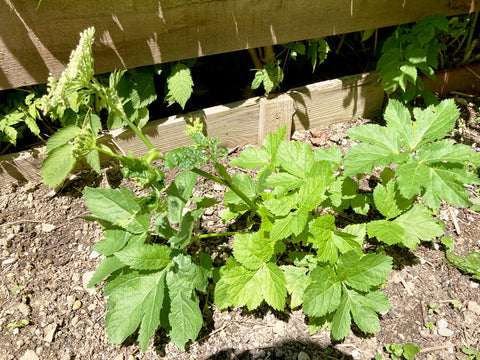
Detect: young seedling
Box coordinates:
(385, 342, 420, 360)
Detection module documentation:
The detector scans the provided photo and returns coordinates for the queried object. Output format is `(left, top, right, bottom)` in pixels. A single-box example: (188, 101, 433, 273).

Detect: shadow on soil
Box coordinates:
(205, 340, 354, 360)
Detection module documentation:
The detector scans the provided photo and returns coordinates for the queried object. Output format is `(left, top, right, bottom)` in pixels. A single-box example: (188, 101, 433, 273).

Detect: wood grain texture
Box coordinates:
(1, 0, 477, 89)
(290, 72, 384, 131)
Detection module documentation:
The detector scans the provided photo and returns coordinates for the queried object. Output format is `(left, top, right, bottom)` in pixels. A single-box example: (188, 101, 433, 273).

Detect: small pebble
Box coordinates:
(17, 303, 31, 317)
(16, 339, 24, 347)
(438, 327, 454, 337)
(71, 315, 79, 327)
(297, 351, 310, 360)
(437, 318, 449, 328)
(43, 323, 57, 343)
(66, 295, 76, 310)
(19, 350, 39, 360)
(73, 300, 82, 310)
(2, 258, 17, 266)
(467, 301, 480, 315)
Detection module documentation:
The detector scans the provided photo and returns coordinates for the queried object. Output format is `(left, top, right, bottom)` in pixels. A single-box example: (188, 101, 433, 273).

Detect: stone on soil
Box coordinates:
(467, 300, 480, 315)
(43, 323, 57, 343)
(20, 350, 39, 360)
(438, 327, 454, 337)
(297, 351, 310, 360)
(17, 303, 31, 316)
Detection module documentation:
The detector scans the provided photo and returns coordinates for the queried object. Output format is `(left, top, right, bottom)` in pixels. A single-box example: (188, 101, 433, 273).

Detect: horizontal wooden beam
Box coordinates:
(1, 0, 477, 90)
(0, 71, 384, 187)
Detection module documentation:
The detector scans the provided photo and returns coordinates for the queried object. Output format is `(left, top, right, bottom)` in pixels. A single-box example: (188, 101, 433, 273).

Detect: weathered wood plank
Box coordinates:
(0, 71, 383, 187)
(290, 72, 384, 131)
(1, 0, 477, 90)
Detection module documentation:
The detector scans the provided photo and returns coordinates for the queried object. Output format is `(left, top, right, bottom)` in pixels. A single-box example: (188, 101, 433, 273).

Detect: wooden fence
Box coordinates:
(1, 0, 478, 90)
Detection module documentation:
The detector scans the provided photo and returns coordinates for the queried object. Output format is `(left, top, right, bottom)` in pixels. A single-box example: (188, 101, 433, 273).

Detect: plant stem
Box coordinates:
(191, 232, 239, 241)
(96, 145, 131, 161)
(464, 12, 479, 64)
(90, 77, 155, 150)
(191, 167, 259, 212)
(123, 117, 155, 150)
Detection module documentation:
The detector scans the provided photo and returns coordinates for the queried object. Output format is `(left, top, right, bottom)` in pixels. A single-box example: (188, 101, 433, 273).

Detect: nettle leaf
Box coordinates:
(330, 293, 352, 339)
(442, 237, 480, 280)
(166, 63, 194, 110)
(396, 145, 480, 209)
(129, 67, 157, 109)
(262, 125, 287, 164)
(166, 171, 197, 224)
(42, 143, 76, 186)
(163, 260, 205, 350)
(410, 98, 459, 148)
(85, 148, 101, 173)
(251, 60, 284, 94)
(233, 232, 274, 270)
(367, 204, 445, 249)
(83, 186, 140, 224)
(224, 173, 257, 206)
(116, 243, 172, 270)
(104, 270, 166, 352)
(344, 125, 405, 175)
(314, 146, 343, 169)
(87, 255, 125, 287)
(93, 229, 146, 256)
(303, 266, 342, 317)
(373, 180, 413, 220)
(271, 209, 308, 242)
(337, 251, 392, 292)
(230, 147, 269, 169)
(164, 147, 208, 170)
(45, 125, 81, 153)
(216, 258, 287, 311)
(281, 265, 310, 308)
(264, 172, 304, 190)
(276, 140, 315, 178)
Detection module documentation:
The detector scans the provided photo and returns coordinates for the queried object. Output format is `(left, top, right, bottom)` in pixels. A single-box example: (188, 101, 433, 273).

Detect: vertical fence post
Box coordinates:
(258, 94, 294, 144)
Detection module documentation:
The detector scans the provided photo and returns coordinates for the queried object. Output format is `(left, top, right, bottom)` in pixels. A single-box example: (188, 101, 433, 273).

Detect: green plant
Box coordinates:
(462, 347, 480, 360)
(385, 342, 420, 360)
(428, 301, 440, 314)
(441, 237, 480, 280)
(0, 90, 42, 148)
(424, 322, 436, 330)
(251, 38, 329, 94)
(6, 319, 29, 329)
(377, 14, 468, 104)
(39, 27, 480, 353)
(451, 299, 461, 308)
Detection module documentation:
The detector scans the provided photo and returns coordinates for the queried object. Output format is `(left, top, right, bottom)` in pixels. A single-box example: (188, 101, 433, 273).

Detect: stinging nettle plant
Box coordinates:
(40, 27, 480, 352)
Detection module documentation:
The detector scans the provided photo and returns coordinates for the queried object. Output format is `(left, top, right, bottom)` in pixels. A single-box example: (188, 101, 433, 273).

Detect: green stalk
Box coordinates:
(191, 232, 239, 241)
(464, 12, 479, 63)
(123, 117, 155, 150)
(90, 78, 155, 150)
(96, 145, 126, 160)
(191, 167, 259, 212)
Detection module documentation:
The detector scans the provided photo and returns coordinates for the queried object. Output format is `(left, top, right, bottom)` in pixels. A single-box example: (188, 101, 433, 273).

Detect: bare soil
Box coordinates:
(1, 98, 480, 360)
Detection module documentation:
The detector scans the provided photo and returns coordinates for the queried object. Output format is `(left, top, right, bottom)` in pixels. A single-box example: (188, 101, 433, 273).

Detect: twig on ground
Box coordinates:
(0, 220, 43, 228)
(419, 344, 453, 353)
(449, 208, 462, 235)
(398, 274, 414, 296)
